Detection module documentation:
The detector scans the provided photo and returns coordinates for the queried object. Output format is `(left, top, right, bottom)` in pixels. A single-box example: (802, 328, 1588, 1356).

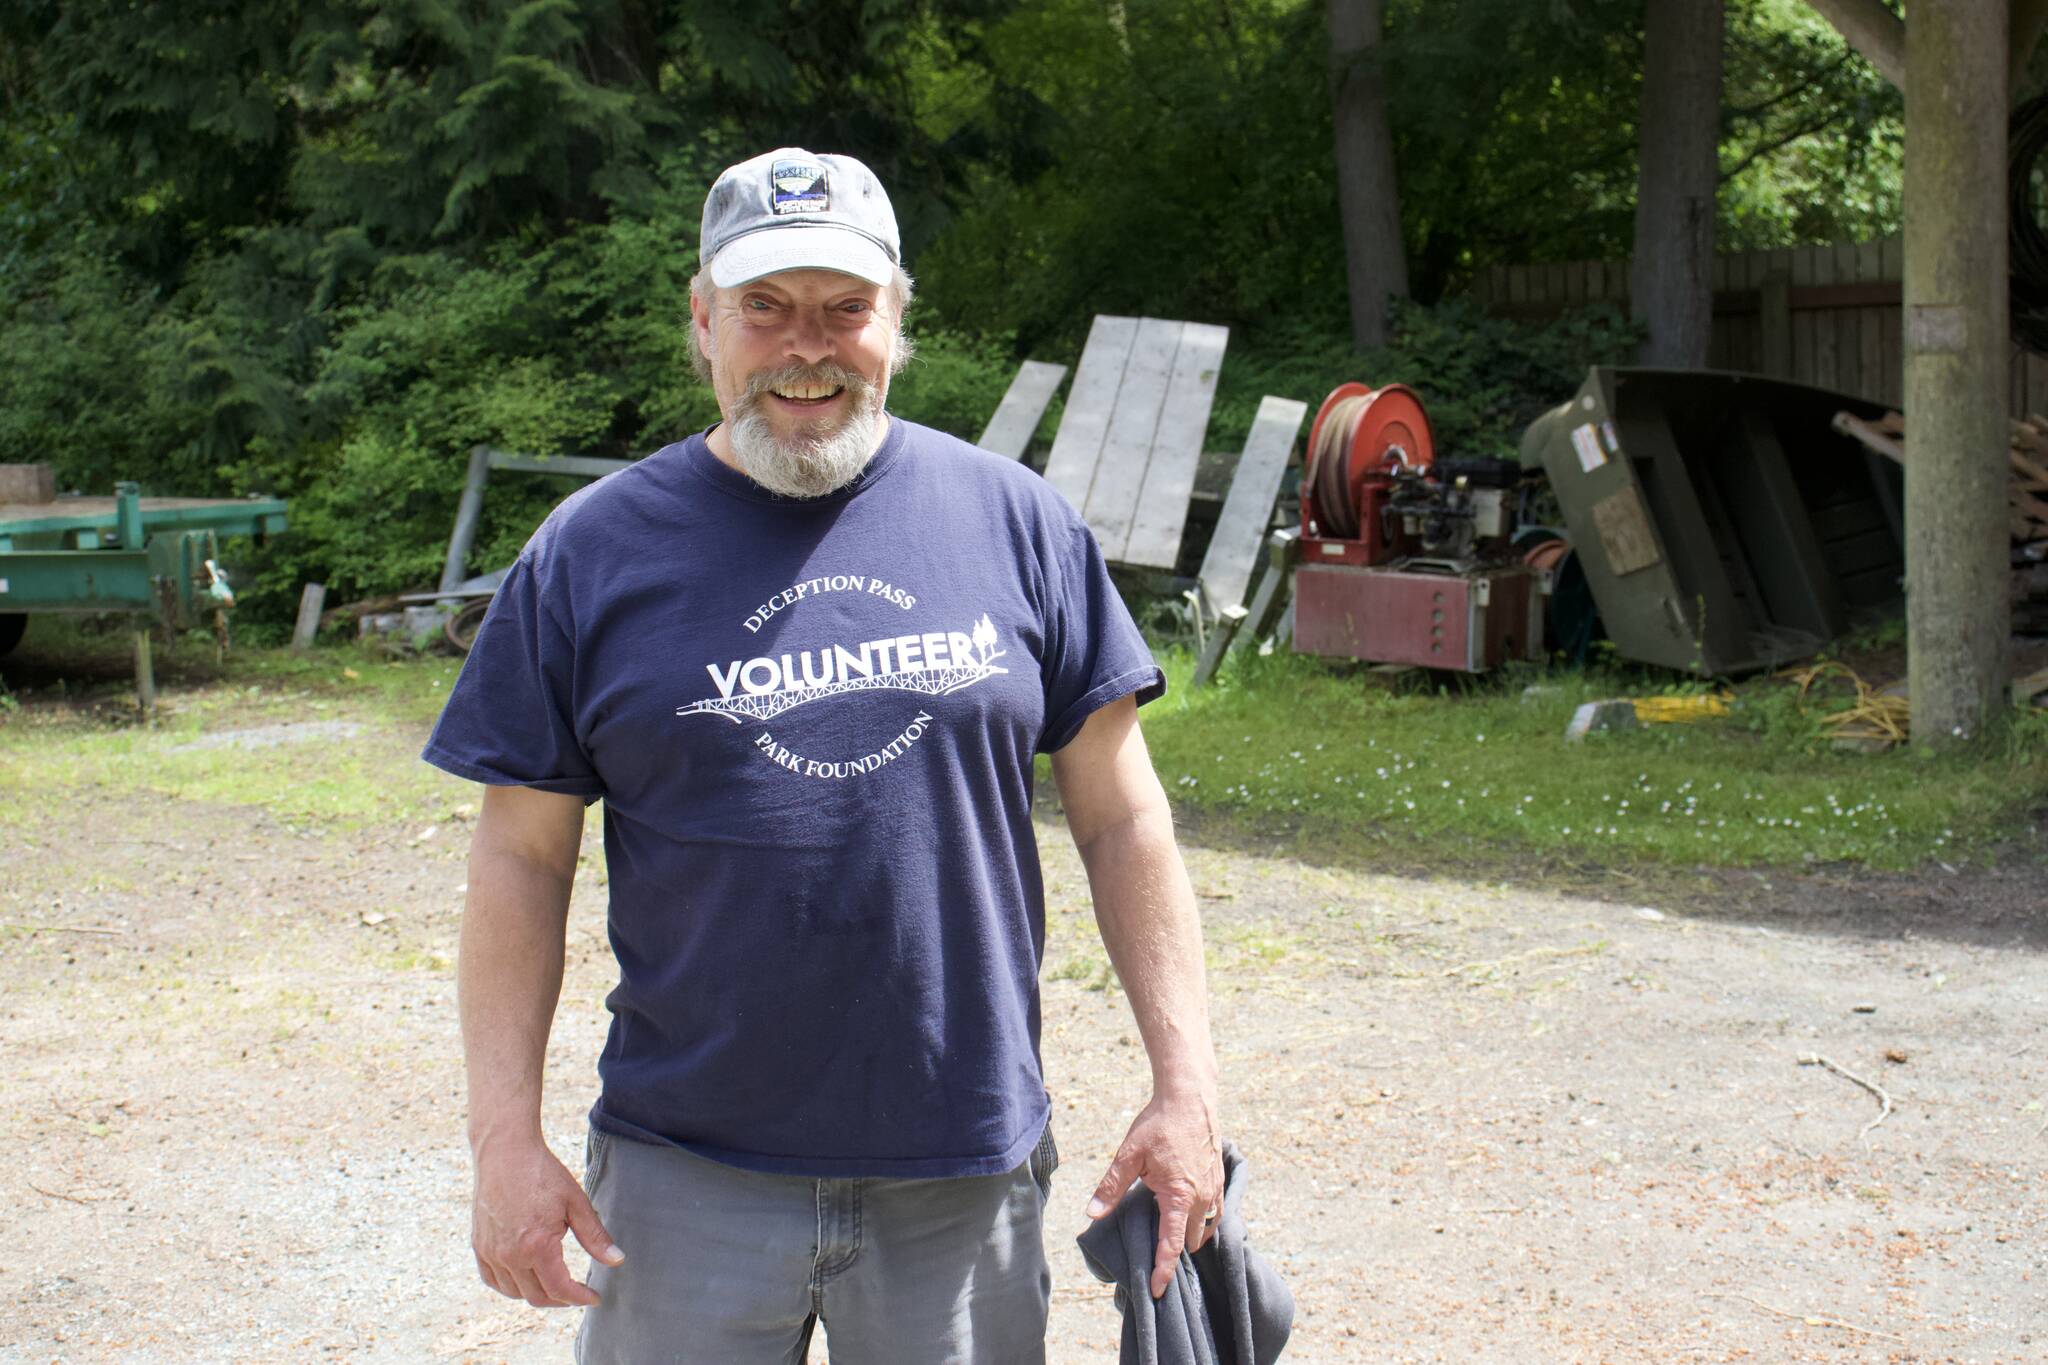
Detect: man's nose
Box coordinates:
(782, 310, 833, 365)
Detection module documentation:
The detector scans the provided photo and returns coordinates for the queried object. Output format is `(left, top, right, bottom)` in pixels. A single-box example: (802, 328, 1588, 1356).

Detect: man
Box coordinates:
(423, 147, 1222, 1363)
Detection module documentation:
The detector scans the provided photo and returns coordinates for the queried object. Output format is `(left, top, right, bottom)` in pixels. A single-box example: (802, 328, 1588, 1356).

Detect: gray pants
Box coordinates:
(575, 1124, 1058, 1364)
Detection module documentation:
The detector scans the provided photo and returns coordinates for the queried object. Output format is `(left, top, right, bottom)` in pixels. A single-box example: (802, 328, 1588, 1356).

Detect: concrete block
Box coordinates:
(1564, 699, 1639, 743)
(402, 605, 450, 647)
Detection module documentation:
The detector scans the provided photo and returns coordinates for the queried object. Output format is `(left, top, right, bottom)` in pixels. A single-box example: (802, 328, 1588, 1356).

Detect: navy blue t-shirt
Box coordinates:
(423, 418, 1163, 1178)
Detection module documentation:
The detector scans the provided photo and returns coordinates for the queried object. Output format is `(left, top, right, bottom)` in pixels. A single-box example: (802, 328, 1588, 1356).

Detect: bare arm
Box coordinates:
(459, 783, 621, 1307)
(1052, 694, 1222, 1299)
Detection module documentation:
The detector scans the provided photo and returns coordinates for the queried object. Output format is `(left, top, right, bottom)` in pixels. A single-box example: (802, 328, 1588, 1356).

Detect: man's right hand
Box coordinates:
(471, 1136, 624, 1308)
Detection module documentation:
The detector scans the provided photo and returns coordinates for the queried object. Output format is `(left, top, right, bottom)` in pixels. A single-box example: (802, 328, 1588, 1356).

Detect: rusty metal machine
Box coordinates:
(1293, 382, 1544, 672)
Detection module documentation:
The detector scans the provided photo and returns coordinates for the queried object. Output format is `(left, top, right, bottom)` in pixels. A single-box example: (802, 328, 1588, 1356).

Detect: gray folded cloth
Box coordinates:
(1075, 1141, 1293, 1365)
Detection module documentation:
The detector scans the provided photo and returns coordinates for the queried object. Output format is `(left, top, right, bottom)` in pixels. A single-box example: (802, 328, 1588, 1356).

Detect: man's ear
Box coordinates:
(689, 289, 713, 352)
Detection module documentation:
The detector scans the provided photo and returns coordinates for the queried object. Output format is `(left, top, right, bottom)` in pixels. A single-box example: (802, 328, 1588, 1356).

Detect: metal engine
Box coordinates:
(1294, 382, 1545, 672)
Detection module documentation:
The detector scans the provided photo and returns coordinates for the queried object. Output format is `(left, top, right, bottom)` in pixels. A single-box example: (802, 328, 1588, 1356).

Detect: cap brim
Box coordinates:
(708, 226, 894, 288)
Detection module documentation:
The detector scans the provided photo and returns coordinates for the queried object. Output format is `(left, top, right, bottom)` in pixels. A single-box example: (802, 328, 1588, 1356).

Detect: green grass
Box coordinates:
(1137, 649, 2048, 873)
(5, 616, 2045, 872)
(0, 618, 474, 830)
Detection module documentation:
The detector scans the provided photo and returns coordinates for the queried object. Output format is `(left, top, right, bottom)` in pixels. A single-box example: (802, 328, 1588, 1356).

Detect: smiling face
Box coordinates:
(692, 268, 900, 497)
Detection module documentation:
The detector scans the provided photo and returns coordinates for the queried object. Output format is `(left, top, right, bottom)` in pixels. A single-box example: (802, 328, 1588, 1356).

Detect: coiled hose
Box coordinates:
(1305, 392, 1373, 538)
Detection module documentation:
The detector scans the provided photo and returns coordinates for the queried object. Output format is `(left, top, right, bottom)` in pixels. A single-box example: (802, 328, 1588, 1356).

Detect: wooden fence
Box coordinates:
(1472, 236, 2048, 419)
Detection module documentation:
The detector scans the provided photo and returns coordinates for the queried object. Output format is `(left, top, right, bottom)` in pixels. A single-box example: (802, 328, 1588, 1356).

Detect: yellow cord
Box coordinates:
(1629, 694, 1731, 724)
(1783, 661, 1911, 744)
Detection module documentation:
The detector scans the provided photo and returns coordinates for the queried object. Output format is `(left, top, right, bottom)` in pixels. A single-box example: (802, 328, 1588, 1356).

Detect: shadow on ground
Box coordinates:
(1150, 794, 2048, 956)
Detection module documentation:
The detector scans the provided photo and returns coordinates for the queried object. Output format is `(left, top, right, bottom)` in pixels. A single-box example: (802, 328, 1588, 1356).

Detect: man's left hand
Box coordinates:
(1085, 1088, 1224, 1299)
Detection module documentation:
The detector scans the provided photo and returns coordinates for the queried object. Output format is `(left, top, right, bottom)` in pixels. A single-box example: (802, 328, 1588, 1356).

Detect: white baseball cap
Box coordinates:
(700, 147, 901, 288)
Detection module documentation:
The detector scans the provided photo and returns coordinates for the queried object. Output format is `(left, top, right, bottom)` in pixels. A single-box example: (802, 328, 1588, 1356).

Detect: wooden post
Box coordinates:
(133, 625, 156, 714)
(1805, 0, 1906, 86)
(292, 582, 327, 650)
(1759, 270, 1793, 378)
(1904, 0, 2011, 747)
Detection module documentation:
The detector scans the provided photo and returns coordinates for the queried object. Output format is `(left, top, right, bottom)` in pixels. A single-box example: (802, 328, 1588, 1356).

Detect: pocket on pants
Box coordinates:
(582, 1126, 613, 1199)
(1028, 1120, 1059, 1202)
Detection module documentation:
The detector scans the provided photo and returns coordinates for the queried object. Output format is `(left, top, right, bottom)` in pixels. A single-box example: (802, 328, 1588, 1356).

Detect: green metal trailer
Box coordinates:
(0, 480, 289, 707)
(1520, 368, 1904, 676)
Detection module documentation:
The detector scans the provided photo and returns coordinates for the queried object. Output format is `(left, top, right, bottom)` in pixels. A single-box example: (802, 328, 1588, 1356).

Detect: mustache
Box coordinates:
(739, 362, 874, 404)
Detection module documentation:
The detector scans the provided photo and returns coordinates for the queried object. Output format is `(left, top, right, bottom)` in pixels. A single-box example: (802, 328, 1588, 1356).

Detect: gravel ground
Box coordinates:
(4, 719, 2045, 1363)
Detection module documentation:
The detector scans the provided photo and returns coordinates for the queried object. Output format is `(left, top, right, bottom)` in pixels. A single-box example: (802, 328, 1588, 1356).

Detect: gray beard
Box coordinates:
(727, 364, 884, 499)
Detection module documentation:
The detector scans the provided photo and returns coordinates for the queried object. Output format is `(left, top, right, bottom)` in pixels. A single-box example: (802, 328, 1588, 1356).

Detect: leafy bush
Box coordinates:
(888, 328, 1021, 442)
(1209, 296, 1642, 458)
(0, 244, 196, 492)
(2, 151, 727, 616)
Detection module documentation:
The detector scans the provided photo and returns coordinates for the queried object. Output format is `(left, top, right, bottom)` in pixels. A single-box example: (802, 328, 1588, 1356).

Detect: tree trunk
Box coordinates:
(1328, 0, 1407, 350)
(1629, 0, 1723, 369)
(1904, 0, 2011, 748)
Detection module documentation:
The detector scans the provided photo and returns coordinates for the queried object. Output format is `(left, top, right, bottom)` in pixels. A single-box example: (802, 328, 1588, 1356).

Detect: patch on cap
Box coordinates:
(770, 159, 829, 215)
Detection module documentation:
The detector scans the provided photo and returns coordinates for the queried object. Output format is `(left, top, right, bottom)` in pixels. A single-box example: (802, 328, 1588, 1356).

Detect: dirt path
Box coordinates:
(4, 719, 2045, 1363)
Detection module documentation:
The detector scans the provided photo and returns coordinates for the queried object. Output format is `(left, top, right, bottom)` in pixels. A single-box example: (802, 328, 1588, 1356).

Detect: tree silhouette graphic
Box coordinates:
(972, 614, 1006, 666)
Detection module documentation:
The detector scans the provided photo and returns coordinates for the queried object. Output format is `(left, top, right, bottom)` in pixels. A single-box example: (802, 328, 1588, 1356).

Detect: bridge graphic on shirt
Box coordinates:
(677, 660, 1008, 725)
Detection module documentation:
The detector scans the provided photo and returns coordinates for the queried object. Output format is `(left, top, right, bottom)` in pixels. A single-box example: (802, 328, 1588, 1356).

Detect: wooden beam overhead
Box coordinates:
(1812, 0, 2047, 101)
(1804, 0, 1905, 90)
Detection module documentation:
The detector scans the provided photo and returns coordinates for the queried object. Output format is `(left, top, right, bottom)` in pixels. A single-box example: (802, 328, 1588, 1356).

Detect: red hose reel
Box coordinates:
(1301, 382, 1437, 565)
(1292, 380, 1545, 672)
